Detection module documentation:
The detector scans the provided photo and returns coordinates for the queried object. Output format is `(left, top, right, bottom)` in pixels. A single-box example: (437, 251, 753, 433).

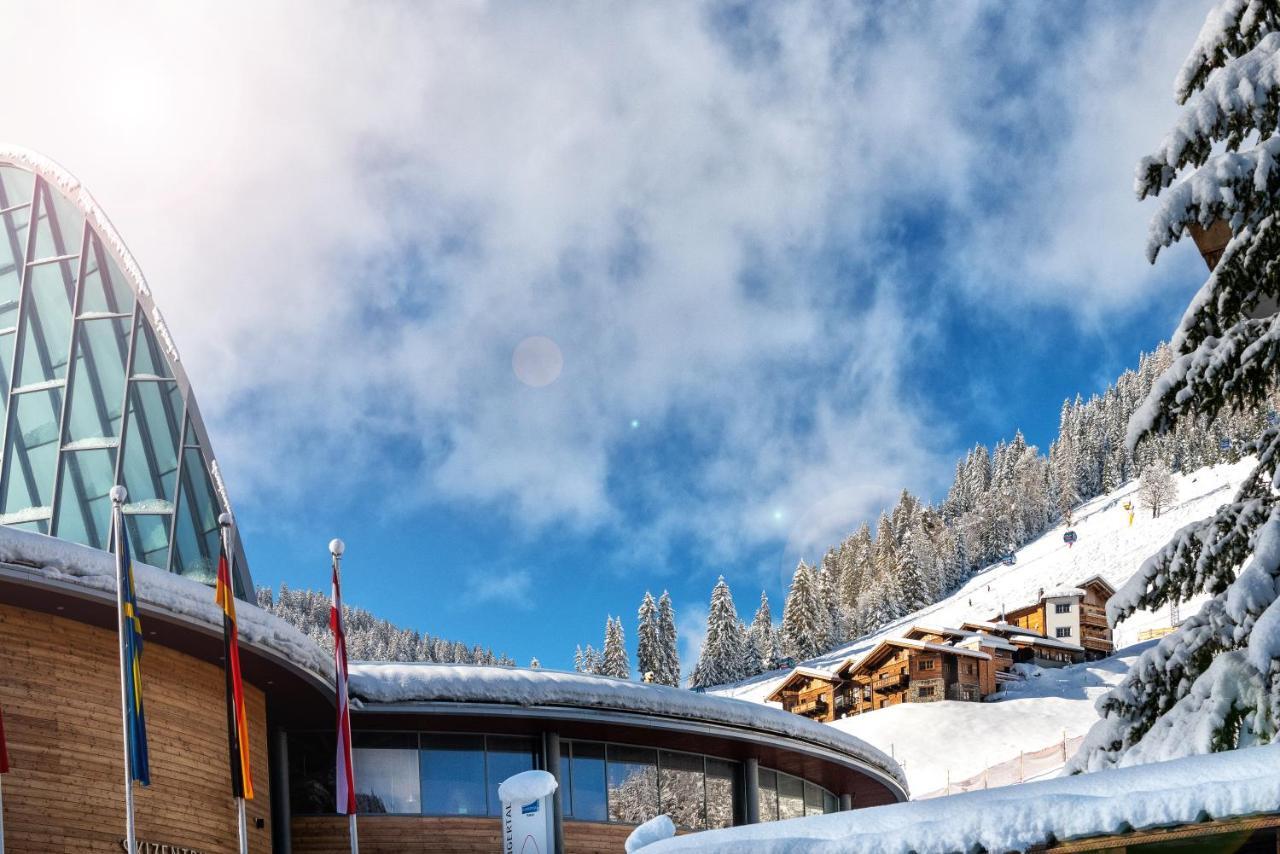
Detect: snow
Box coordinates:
(0, 524, 334, 681)
(496, 769, 557, 804)
(625, 815, 676, 853)
(346, 661, 906, 792)
(632, 742, 1280, 854)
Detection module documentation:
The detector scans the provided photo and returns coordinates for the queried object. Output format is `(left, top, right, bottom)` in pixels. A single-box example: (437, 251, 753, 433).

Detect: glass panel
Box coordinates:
(823, 791, 838, 814)
(569, 741, 607, 822)
(0, 210, 27, 318)
(120, 379, 182, 506)
(0, 166, 35, 212)
(132, 315, 173, 379)
(659, 751, 705, 830)
(757, 768, 778, 823)
(804, 780, 825, 817)
(777, 773, 804, 821)
(559, 742, 573, 817)
(170, 448, 222, 583)
(705, 758, 737, 829)
(420, 734, 485, 816)
(606, 745, 658, 825)
(30, 181, 83, 261)
(288, 732, 337, 815)
(64, 315, 130, 444)
(184, 416, 199, 447)
(486, 736, 538, 816)
(16, 261, 75, 387)
(0, 387, 63, 521)
(78, 233, 133, 316)
(52, 447, 116, 549)
(124, 512, 170, 568)
(352, 732, 419, 815)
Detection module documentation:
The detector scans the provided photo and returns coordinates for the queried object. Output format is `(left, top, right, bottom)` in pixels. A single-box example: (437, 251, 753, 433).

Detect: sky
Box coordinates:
(3, 0, 1213, 671)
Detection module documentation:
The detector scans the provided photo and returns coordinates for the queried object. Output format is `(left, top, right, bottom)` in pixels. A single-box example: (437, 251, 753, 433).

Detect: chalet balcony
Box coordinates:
(1081, 608, 1109, 629)
(791, 698, 829, 716)
(871, 672, 909, 692)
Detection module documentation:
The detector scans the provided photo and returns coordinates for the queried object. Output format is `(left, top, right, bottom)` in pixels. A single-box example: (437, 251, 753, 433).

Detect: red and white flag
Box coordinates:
(330, 558, 357, 815)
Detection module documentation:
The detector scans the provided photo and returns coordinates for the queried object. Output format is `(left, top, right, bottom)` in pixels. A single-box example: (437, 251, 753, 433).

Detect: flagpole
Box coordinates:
(220, 514, 250, 854)
(330, 539, 359, 854)
(1, 773, 6, 854)
(111, 485, 137, 854)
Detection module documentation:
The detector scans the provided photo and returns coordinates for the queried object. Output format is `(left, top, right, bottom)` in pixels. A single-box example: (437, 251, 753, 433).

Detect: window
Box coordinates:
(287, 732, 336, 815)
(486, 737, 538, 817)
(803, 781, 826, 816)
(1055, 603, 1072, 614)
(964, 663, 975, 675)
(919, 659, 935, 671)
(756, 768, 779, 823)
(916, 685, 935, 699)
(705, 758, 738, 829)
(420, 734, 486, 816)
(568, 742, 607, 821)
(1056, 627, 1072, 638)
(352, 732, 419, 814)
(777, 773, 805, 820)
(660, 751, 706, 830)
(606, 746, 658, 824)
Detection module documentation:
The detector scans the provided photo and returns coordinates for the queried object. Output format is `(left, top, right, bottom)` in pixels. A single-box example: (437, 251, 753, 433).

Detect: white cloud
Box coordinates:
(464, 569, 534, 609)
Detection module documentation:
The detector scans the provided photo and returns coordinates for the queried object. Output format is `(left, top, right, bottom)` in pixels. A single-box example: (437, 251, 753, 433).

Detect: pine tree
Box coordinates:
(1073, 2, 1280, 771)
(636, 592, 662, 683)
(747, 591, 781, 673)
(574, 643, 603, 675)
(656, 591, 681, 687)
(780, 561, 824, 661)
(601, 616, 631, 679)
(529, 657, 541, 669)
(689, 577, 748, 689)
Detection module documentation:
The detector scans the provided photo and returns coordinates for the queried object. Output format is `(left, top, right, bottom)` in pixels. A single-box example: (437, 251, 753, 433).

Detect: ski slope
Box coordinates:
(708, 461, 1252, 795)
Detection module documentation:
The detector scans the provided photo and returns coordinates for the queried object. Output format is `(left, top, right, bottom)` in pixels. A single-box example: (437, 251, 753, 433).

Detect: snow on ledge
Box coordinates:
(348, 661, 907, 793)
(497, 769, 558, 804)
(0, 525, 333, 682)
(631, 743, 1280, 853)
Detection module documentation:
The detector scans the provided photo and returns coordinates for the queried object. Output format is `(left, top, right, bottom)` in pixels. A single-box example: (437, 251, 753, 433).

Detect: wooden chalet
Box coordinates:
(993, 575, 1116, 660)
(961, 620, 1086, 667)
(833, 638, 993, 716)
(765, 666, 842, 722)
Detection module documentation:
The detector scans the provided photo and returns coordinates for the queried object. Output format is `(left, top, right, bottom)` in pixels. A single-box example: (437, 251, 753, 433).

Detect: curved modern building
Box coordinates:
(0, 147, 250, 595)
(0, 148, 905, 854)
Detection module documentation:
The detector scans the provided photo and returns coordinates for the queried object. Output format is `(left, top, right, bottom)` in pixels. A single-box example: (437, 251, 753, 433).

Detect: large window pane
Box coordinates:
(64, 315, 130, 444)
(486, 736, 538, 816)
(124, 512, 170, 568)
(120, 379, 182, 507)
(757, 768, 779, 823)
(659, 751, 705, 830)
(606, 745, 658, 825)
(705, 759, 737, 829)
(52, 447, 116, 549)
(804, 780, 825, 817)
(288, 732, 336, 815)
(823, 791, 838, 814)
(569, 742, 607, 822)
(0, 387, 63, 524)
(132, 315, 173, 379)
(777, 773, 804, 821)
(352, 732, 419, 815)
(16, 261, 75, 387)
(559, 742, 573, 817)
(78, 233, 133, 317)
(30, 181, 82, 261)
(420, 734, 485, 816)
(0, 166, 35, 213)
(170, 447, 222, 583)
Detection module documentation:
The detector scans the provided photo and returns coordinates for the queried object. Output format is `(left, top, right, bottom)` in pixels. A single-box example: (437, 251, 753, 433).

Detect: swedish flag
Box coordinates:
(114, 513, 150, 786)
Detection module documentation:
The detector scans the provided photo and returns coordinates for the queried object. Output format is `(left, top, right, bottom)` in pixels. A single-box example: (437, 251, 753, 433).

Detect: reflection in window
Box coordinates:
(569, 741, 607, 822)
(606, 745, 658, 825)
(659, 751, 705, 830)
(486, 736, 538, 816)
(804, 780, 826, 816)
(420, 734, 486, 816)
(16, 261, 75, 389)
(353, 733, 419, 815)
(120, 377, 182, 507)
(52, 447, 116, 549)
(64, 316, 130, 444)
(777, 773, 804, 820)
(757, 768, 779, 823)
(1, 386, 63, 525)
(705, 758, 738, 829)
(288, 732, 337, 815)
(170, 446, 222, 582)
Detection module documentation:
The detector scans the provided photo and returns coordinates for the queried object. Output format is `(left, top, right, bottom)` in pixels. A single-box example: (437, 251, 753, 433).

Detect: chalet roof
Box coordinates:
(960, 620, 1043, 638)
(840, 637, 990, 677)
(1041, 586, 1087, 599)
(905, 624, 1018, 652)
(1005, 633, 1084, 652)
(763, 666, 839, 702)
(1078, 574, 1117, 596)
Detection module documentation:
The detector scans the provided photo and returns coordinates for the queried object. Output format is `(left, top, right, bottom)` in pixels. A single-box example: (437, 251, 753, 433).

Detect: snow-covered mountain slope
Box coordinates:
(711, 459, 1251, 708)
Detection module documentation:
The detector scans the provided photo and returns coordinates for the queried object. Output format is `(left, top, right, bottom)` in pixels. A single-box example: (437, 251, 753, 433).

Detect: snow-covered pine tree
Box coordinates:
(689, 577, 748, 689)
(747, 591, 781, 672)
(602, 616, 631, 679)
(1139, 460, 1178, 518)
(529, 657, 541, 668)
(636, 591, 662, 682)
(574, 643, 603, 674)
(780, 560, 825, 661)
(1072, 0, 1280, 771)
(656, 591, 681, 687)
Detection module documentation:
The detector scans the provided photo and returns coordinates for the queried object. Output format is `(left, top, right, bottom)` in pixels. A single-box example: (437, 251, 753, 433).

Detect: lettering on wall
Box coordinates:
(120, 839, 205, 854)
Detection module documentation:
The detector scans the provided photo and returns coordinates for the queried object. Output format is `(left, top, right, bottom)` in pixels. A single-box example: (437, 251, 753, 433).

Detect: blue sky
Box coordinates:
(6, 0, 1211, 670)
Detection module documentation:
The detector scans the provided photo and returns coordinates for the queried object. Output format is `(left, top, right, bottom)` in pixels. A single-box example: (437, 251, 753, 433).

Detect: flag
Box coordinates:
(330, 559, 356, 815)
(114, 515, 150, 786)
(0, 702, 9, 774)
(215, 540, 253, 800)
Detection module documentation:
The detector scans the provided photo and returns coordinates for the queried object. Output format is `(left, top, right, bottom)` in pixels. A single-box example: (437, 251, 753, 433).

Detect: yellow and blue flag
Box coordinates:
(114, 514, 150, 786)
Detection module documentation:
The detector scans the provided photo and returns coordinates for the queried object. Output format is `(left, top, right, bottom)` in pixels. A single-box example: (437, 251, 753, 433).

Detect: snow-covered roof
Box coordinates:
(348, 662, 907, 793)
(905, 624, 1018, 652)
(1041, 587, 1087, 599)
(764, 667, 839, 700)
(842, 637, 990, 675)
(961, 620, 1043, 638)
(0, 526, 333, 681)
(1006, 633, 1084, 652)
(631, 743, 1280, 854)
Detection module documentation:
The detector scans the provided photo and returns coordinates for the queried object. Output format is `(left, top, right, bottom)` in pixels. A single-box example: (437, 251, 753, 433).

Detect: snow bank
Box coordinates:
(0, 525, 333, 681)
(347, 662, 905, 791)
(626, 815, 676, 853)
(632, 743, 1280, 853)
(496, 769, 557, 804)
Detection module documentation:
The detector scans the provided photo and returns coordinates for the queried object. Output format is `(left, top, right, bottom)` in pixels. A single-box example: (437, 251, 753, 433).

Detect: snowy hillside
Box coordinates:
(708, 461, 1252, 794)
(712, 459, 1249, 708)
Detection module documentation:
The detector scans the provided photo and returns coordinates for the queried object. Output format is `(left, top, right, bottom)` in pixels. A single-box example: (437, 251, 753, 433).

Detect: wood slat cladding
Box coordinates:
(292, 816, 636, 854)
(0, 603, 271, 853)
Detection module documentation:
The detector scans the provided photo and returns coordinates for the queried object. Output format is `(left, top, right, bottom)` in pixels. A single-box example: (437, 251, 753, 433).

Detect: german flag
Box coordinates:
(215, 539, 253, 800)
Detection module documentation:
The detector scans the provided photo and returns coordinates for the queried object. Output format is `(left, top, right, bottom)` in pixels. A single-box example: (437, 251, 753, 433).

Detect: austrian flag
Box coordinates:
(330, 542, 357, 816)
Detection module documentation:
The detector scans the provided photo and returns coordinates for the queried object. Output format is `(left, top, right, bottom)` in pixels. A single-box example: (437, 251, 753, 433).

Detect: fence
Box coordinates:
(916, 733, 1085, 799)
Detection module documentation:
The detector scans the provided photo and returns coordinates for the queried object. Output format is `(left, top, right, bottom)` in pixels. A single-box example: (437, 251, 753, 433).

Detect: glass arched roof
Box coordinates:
(0, 146, 251, 598)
